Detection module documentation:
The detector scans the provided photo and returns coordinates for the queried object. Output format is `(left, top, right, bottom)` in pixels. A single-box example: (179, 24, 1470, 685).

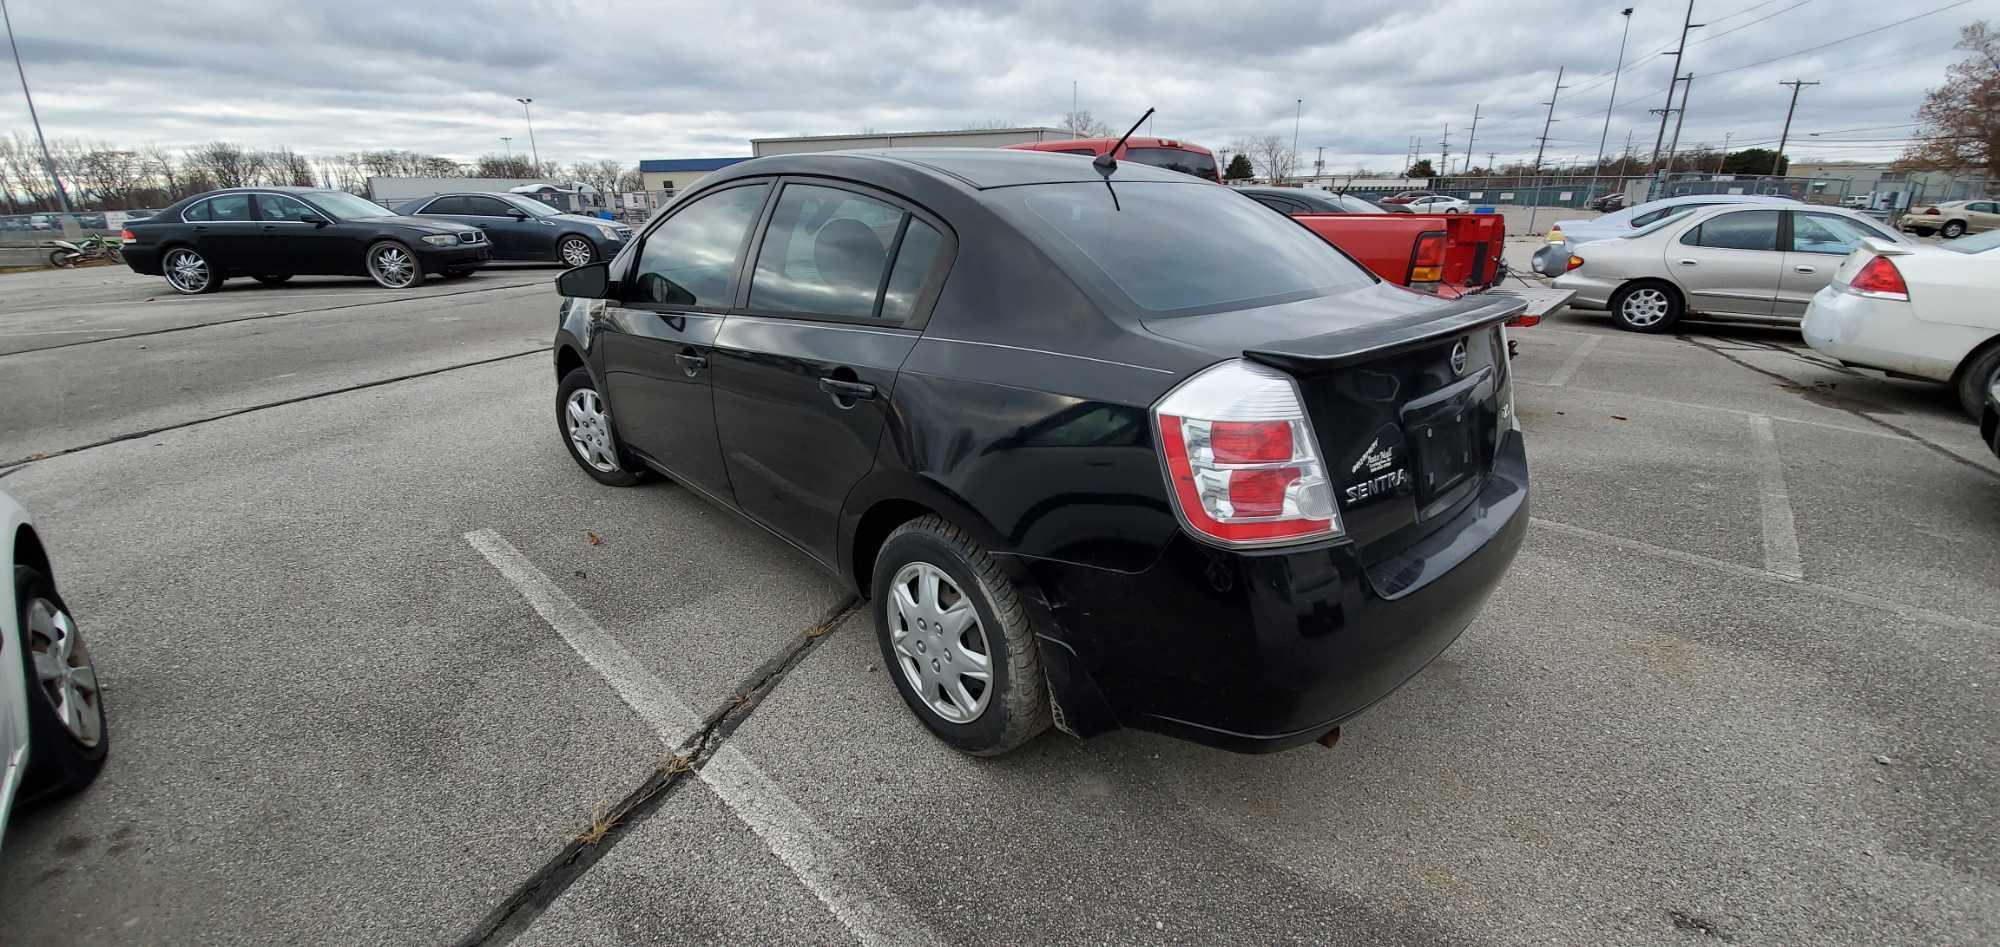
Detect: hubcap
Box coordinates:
(1621, 288, 1670, 327)
(371, 246, 416, 287)
(561, 239, 593, 267)
(165, 249, 209, 292)
(565, 388, 622, 473)
(26, 597, 102, 747)
(887, 562, 993, 724)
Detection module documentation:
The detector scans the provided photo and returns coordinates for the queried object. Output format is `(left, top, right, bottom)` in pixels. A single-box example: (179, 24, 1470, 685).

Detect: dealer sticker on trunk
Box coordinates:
(1343, 428, 1412, 507)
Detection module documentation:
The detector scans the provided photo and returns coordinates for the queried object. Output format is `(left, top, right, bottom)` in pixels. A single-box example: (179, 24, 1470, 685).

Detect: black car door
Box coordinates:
(182, 194, 260, 275)
(710, 179, 953, 565)
(251, 193, 341, 274)
(595, 180, 773, 500)
(460, 195, 543, 260)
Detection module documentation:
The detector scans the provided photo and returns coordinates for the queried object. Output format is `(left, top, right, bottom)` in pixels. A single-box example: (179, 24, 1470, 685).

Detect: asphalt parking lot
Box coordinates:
(1, 263, 1995, 945)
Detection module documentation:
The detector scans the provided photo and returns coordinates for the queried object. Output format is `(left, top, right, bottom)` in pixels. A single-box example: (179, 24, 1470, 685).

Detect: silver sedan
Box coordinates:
(1553, 203, 1912, 332)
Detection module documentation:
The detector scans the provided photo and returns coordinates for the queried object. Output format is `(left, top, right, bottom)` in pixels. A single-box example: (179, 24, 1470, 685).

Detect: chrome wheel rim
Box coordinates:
(1621, 287, 1670, 327)
(887, 562, 993, 724)
(26, 597, 102, 747)
(560, 238, 593, 267)
(165, 249, 209, 293)
(369, 245, 416, 287)
(565, 388, 621, 473)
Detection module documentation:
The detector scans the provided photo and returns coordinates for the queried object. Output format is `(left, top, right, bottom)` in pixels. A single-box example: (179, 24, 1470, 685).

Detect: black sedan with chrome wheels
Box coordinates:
(120, 187, 491, 294)
(394, 192, 631, 266)
(550, 148, 1528, 756)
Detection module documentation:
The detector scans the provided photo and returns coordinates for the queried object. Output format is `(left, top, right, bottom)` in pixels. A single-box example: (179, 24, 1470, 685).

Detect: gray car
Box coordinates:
(1553, 202, 1911, 332)
(395, 192, 631, 267)
(1532, 193, 1799, 276)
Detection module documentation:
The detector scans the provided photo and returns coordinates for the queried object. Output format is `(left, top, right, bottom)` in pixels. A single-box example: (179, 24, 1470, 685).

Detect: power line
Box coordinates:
(1690, 0, 1815, 47)
(1700, 0, 1972, 81)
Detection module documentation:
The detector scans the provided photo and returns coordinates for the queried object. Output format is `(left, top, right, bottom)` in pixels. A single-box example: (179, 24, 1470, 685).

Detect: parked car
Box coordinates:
(1533, 193, 1799, 276)
(119, 187, 491, 294)
(2, 488, 107, 849)
(1588, 193, 1628, 212)
(394, 191, 632, 267)
(1378, 190, 1437, 206)
(1802, 229, 2000, 419)
(1402, 195, 1472, 214)
(1899, 199, 1999, 239)
(549, 148, 1529, 755)
(1554, 203, 1911, 332)
(1005, 136, 1222, 183)
(1237, 186, 1508, 300)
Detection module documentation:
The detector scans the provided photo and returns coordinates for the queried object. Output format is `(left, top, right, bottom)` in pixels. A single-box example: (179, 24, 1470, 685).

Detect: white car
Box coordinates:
(1404, 195, 1471, 214)
(1803, 229, 2000, 419)
(2, 488, 106, 850)
(1554, 203, 1911, 332)
(1533, 193, 1799, 275)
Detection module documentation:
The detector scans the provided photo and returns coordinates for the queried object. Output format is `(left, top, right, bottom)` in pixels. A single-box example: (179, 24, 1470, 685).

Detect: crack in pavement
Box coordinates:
(453, 596, 860, 947)
(1679, 333, 2000, 482)
(0, 348, 547, 470)
(0, 280, 546, 358)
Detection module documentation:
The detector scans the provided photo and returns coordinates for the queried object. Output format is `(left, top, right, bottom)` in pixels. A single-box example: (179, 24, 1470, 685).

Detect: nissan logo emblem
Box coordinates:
(1449, 340, 1468, 376)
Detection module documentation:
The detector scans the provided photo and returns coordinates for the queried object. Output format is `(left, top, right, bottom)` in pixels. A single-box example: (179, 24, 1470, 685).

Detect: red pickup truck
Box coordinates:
(1236, 186, 1509, 302)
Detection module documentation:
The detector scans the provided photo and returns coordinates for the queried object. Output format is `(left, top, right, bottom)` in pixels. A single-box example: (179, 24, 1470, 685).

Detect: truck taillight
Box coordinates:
(1847, 255, 1909, 300)
(1408, 231, 1446, 285)
(1153, 360, 1341, 548)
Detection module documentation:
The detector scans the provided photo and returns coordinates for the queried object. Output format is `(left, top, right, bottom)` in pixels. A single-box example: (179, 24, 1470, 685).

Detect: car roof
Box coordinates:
(710, 147, 1199, 191)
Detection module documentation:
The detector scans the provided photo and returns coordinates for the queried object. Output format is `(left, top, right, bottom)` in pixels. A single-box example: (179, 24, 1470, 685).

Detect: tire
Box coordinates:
(365, 240, 424, 289)
(1941, 221, 1967, 239)
(161, 246, 219, 294)
(557, 236, 597, 268)
(1610, 280, 1684, 333)
(254, 274, 293, 286)
(871, 515, 1050, 756)
(13, 566, 108, 805)
(556, 367, 649, 486)
(1953, 343, 2000, 421)
(48, 250, 73, 268)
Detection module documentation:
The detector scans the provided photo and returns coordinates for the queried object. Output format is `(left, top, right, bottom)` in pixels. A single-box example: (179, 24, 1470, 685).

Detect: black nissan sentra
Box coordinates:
(550, 148, 1528, 755)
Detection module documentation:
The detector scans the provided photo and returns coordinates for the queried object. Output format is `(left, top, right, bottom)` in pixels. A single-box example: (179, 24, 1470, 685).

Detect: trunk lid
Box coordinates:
(1144, 283, 1525, 551)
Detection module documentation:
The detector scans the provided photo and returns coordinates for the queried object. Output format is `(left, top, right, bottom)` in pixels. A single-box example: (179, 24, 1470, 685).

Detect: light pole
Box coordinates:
(1, 0, 71, 216)
(501, 137, 512, 157)
(517, 97, 541, 170)
(1291, 98, 1302, 184)
(1587, 8, 1634, 203)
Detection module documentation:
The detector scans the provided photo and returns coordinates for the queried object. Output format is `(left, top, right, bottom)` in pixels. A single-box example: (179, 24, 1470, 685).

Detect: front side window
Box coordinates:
(626, 183, 770, 307)
(419, 196, 467, 215)
(1126, 147, 1219, 181)
(1971, 201, 1998, 214)
(256, 194, 318, 222)
(461, 196, 514, 217)
(1681, 210, 1779, 251)
(1791, 213, 1891, 254)
(749, 184, 904, 320)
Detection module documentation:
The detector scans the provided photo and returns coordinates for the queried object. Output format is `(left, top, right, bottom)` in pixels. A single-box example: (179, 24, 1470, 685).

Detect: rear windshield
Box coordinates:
(1125, 147, 1219, 181)
(1000, 181, 1372, 315)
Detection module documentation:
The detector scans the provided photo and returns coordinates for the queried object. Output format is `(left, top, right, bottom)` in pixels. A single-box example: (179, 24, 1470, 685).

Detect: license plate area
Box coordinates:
(1400, 366, 1493, 516)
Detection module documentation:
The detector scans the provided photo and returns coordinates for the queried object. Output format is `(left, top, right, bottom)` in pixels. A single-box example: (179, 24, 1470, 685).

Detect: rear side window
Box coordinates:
(749, 184, 908, 320)
(1126, 147, 1218, 181)
(1630, 205, 1684, 227)
(185, 194, 250, 222)
(1004, 181, 1372, 315)
(879, 218, 945, 323)
(1681, 210, 1779, 251)
(626, 183, 770, 307)
(1791, 213, 1891, 254)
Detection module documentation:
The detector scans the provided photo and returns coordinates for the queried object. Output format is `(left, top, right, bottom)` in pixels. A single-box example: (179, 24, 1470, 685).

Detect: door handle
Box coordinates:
(1677, 258, 1699, 266)
(1793, 264, 1816, 274)
(819, 376, 878, 404)
(673, 350, 708, 377)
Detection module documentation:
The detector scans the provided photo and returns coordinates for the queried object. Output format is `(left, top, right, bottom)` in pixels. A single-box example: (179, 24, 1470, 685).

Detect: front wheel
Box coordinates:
(872, 515, 1050, 756)
(48, 250, 74, 268)
(14, 566, 108, 805)
(1941, 221, 1967, 239)
(366, 240, 424, 289)
(1611, 281, 1684, 333)
(556, 367, 649, 486)
(557, 236, 597, 268)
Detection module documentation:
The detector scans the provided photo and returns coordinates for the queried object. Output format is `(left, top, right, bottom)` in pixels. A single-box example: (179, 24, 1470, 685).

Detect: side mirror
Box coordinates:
(508, 209, 530, 220)
(556, 260, 613, 298)
(301, 213, 328, 226)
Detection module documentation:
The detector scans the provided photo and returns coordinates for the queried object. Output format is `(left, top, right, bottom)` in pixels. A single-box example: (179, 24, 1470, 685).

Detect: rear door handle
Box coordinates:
(1793, 264, 1817, 273)
(1677, 258, 1699, 266)
(673, 350, 708, 376)
(819, 377, 878, 403)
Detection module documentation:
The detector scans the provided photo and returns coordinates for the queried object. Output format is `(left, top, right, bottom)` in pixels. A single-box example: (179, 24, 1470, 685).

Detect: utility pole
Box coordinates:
(1487, 152, 1497, 174)
(1531, 65, 1567, 174)
(1314, 146, 1324, 180)
(1438, 124, 1450, 180)
(1463, 104, 1481, 174)
(1664, 73, 1694, 173)
(1588, 8, 1635, 203)
(1651, 0, 1705, 169)
(1291, 99, 1302, 181)
(1072, 80, 1077, 120)
(501, 137, 512, 157)
(517, 97, 540, 169)
(1618, 129, 1634, 176)
(1, 0, 72, 216)
(1716, 131, 1732, 173)
(1772, 79, 1818, 176)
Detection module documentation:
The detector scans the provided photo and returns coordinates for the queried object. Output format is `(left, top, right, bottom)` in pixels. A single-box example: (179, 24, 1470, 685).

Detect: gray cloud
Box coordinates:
(0, 0, 1978, 170)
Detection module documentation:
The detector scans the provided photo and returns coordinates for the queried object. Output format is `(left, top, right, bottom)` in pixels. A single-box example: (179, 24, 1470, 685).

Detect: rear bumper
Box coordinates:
(1551, 270, 1617, 310)
(1801, 286, 1955, 382)
(123, 245, 162, 275)
(1025, 431, 1529, 753)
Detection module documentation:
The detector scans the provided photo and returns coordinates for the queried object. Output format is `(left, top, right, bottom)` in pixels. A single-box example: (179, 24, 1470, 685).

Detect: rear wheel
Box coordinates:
(254, 274, 292, 286)
(1954, 343, 2000, 420)
(14, 566, 108, 804)
(366, 240, 423, 289)
(557, 236, 596, 268)
(871, 515, 1050, 756)
(162, 246, 219, 294)
(48, 250, 73, 268)
(1941, 220, 1967, 239)
(556, 367, 649, 486)
(1611, 281, 1683, 333)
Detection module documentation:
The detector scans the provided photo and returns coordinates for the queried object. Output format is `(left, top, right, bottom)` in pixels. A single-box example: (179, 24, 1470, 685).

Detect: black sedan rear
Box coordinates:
(549, 148, 1528, 755)
(120, 187, 491, 294)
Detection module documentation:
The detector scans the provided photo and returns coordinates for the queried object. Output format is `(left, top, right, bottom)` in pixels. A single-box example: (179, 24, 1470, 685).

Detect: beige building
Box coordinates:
(637, 158, 753, 195)
(750, 127, 1072, 157)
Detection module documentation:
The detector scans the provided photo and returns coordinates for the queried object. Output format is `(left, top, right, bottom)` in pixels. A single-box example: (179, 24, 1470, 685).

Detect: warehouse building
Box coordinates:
(637, 157, 753, 195)
(750, 127, 1072, 157)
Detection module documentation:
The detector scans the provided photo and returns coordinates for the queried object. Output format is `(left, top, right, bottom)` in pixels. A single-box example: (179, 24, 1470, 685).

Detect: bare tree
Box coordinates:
(1900, 20, 1998, 176)
(3, 132, 54, 210)
(266, 148, 317, 187)
(1248, 135, 1296, 184)
(184, 141, 265, 188)
(566, 159, 625, 193)
(71, 147, 147, 208)
(474, 154, 538, 178)
(140, 144, 182, 200)
(536, 159, 564, 180)
(615, 165, 645, 192)
(1061, 110, 1112, 137)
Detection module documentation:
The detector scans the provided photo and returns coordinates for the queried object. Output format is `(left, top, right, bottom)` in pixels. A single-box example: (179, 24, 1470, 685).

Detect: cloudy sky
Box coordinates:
(0, 0, 1985, 172)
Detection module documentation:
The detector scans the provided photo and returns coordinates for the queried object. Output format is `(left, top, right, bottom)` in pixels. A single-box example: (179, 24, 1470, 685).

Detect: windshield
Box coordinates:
(503, 194, 564, 217)
(306, 191, 394, 219)
(1125, 147, 1219, 181)
(1002, 181, 1373, 315)
(1942, 229, 2000, 254)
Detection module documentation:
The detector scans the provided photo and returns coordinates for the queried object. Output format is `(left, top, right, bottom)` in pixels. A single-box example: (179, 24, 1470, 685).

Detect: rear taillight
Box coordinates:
(1565, 254, 1585, 272)
(1847, 255, 1909, 300)
(1924, 207, 1940, 215)
(1153, 360, 1341, 548)
(1409, 231, 1445, 285)
(119, 228, 136, 244)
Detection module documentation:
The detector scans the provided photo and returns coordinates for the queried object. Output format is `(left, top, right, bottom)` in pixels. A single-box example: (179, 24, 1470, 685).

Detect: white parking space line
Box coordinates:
(465, 529, 936, 947)
(1529, 517, 2000, 638)
(1746, 415, 1806, 581)
(1546, 334, 1600, 387)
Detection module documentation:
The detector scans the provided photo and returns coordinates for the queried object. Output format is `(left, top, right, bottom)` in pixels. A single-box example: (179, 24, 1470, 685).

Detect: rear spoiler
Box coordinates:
(1243, 294, 1528, 374)
(1860, 237, 1915, 257)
